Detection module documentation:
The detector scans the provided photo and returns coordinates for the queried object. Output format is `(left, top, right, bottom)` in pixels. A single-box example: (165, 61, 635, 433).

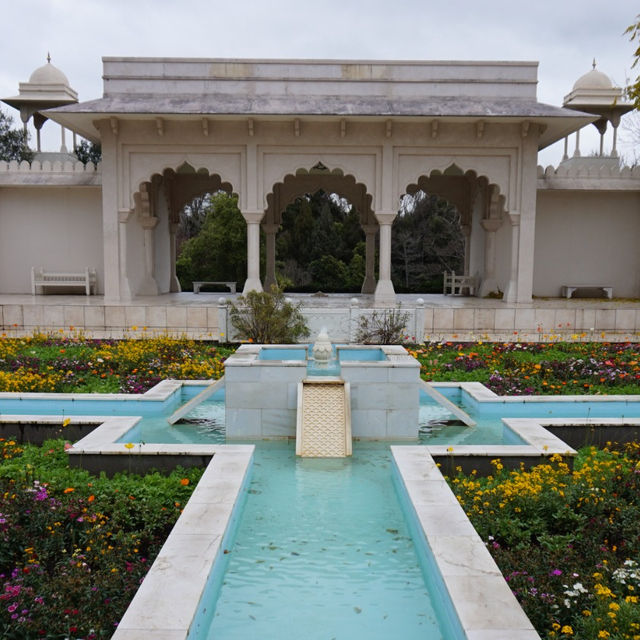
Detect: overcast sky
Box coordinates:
(0, 0, 637, 164)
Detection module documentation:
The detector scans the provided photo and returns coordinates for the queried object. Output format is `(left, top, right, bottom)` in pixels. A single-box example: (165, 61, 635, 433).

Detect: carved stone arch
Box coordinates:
(404, 164, 506, 226)
(132, 162, 237, 224)
(265, 164, 376, 227)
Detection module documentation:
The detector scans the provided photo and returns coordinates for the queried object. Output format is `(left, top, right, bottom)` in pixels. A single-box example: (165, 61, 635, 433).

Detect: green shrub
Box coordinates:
(355, 307, 410, 344)
(228, 286, 309, 343)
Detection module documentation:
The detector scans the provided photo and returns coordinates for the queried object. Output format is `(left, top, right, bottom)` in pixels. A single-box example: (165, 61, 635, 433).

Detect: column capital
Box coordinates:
(374, 210, 397, 225)
(140, 215, 159, 230)
(480, 218, 502, 233)
(506, 211, 521, 226)
(242, 210, 265, 224)
(118, 208, 134, 224)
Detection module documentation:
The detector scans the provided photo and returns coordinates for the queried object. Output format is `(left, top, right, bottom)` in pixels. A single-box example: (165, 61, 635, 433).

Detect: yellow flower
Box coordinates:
(598, 631, 610, 639)
(561, 625, 573, 635)
(62, 417, 71, 427)
(124, 442, 135, 450)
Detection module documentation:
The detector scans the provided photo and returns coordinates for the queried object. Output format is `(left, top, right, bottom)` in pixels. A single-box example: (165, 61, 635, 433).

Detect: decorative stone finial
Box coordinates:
(592, 58, 596, 70)
(312, 328, 333, 367)
(47, 52, 51, 64)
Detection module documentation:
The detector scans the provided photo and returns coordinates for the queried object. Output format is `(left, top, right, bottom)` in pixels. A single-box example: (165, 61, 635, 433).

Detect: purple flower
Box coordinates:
(551, 569, 562, 576)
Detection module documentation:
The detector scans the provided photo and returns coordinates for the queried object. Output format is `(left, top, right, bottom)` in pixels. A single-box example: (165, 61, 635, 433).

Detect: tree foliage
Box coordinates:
(74, 140, 102, 166)
(0, 109, 33, 163)
(626, 15, 640, 108)
(391, 191, 464, 292)
(276, 190, 365, 292)
(176, 193, 212, 251)
(176, 192, 247, 290)
(229, 286, 309, 343)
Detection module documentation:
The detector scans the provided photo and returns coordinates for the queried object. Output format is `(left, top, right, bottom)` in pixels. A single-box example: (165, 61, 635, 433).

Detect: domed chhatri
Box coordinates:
(1, 54, 78, 152)
(572, 60, 614, 92)
(28, 54, 72, 87)
(564, 60, 628, 108)
(2, 54, 78, 112)
(562, 60, 633, 158)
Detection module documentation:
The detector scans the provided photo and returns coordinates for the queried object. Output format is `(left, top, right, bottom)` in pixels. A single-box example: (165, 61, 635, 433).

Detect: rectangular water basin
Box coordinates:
(256, 345, 388, 362)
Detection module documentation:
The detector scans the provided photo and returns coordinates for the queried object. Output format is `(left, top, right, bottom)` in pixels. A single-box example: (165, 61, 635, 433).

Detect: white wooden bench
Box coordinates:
(443, 271, 477, 296)
(31, 266, 97, 296)
(193, 281, 237, 294)
(561, 285, 613, 299)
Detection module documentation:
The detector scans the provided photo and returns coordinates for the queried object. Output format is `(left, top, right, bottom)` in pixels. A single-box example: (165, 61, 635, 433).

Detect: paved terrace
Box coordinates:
(1, 292, 639, 342)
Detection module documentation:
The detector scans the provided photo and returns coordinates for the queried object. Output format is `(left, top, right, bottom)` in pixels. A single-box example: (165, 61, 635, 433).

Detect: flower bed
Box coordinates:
(0, 438, 203, 638)
(0, 333, 233, 393)
(412, 341, 640, 395)
(448, 444, 640, 639)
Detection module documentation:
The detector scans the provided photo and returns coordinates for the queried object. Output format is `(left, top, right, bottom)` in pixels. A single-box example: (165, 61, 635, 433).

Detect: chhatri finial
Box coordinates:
(592, 58, 596, 70)
(47, 52, 51, 64)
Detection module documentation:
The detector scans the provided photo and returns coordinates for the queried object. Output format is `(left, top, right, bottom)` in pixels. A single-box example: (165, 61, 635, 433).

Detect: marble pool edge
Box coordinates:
(392, 446, 541, 640)
(111, 444, 254, 640)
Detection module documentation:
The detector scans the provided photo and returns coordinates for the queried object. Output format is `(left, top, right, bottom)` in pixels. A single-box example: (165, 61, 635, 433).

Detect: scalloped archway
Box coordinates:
(401, 164, 507, 298)
(262, 164, 378, 292)
(125, 163, 238, 297)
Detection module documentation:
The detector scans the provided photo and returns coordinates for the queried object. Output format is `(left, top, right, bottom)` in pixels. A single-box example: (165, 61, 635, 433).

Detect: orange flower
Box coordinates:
(180, 478, 190, 486)
(87, 495, 95, 502)
(63, 487, 75, 494)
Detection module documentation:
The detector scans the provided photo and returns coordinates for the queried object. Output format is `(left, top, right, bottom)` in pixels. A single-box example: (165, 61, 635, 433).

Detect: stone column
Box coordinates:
(460, 223, 471, 275)
(361, 224, 378, 294)
(610, 112, 623, 158)
(478, 218, 502, 297)
(262, 223, 279, 291)
(97, 121, 121, 301)
(117, 209, 134, 300)
(169, 222, 181, 292)
(60, 126, 68, 154)
(139, 216, 159, 295)
(502, 212, 520, 304)
(373, 211, 397, 307)
(242, 210, 265, 294)
(573, 129, 581, 158)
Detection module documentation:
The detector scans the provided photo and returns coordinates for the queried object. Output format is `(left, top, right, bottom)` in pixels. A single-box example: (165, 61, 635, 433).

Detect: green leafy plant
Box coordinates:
(355, 307, 410, 344)
(228, 286, 310, 343)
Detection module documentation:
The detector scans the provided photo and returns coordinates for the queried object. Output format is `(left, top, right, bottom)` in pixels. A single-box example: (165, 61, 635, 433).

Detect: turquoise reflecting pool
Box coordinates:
(188, 441, 463, 640)
(2, 384, 640, 447)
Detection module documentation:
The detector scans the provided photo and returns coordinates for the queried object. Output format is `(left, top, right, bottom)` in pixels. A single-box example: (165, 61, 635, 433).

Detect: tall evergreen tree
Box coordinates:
(391, 192, 464, 292)
(276, 190, 364, 291)
(0, 109, 33, 163)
